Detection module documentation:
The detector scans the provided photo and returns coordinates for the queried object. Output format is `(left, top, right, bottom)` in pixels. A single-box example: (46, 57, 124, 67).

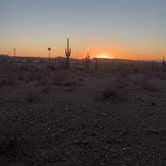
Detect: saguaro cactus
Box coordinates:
(65, 38, 71, 69)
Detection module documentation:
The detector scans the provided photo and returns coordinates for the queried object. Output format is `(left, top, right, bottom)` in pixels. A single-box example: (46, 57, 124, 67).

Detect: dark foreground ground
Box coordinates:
(0, 57, 166, 166)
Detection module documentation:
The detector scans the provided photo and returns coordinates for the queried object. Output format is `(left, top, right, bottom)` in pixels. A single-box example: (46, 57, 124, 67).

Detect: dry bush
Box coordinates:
(0, 123, 38, 165)
(0, 126, 23, 159)
(19, 63, 30, 71)
(47, 64, 56, 71)
(0, 78, 16, 87)
(26, 93, 36, 103)
(52, 80, 63, 86)
(139, 75, 166, 92)
(63, 80, 80, 87)
(96, 87, 127, 103)
(41, 86, 50, 94)
(79, 77, 84, 82)
(38, 77, 48, 86)
(154, 72, 166, 80)
(141, 81, 161, 92)
(17, 75, 24, 81)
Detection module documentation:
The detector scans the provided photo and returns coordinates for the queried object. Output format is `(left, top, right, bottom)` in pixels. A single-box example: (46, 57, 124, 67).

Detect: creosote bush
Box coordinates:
(96, 87, 127, 103)
(0, 126, 23, 158)
(27, 93, 36, 103)
(0, 79, 16, 87)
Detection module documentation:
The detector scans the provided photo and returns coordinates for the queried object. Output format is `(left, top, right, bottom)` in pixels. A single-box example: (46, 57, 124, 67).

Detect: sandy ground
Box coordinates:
(0, 58, 166, 165)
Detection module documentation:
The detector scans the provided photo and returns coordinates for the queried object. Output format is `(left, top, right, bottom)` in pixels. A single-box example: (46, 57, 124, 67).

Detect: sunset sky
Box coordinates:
(0, 0, 165, 60)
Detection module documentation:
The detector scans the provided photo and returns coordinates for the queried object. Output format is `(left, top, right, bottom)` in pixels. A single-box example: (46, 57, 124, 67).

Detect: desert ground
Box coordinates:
(0, 56, 166, 166)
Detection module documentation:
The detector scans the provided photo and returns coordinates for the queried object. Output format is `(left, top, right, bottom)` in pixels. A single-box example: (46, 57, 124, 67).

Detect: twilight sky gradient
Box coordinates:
(0, 0, 166, 60)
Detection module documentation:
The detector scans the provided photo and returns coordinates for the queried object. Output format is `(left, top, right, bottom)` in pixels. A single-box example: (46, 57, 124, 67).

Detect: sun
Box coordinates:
(96, 54, 112, 59)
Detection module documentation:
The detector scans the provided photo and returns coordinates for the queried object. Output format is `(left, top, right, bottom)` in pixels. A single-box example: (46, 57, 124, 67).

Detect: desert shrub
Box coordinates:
(96, 88, 127, 103)
(79, 78, 84, 82)
(140, 76, 165, 92)
(39, 78, 47, 86)
(26, 93, 36, 103)
(0, 79, 16, 87)
(154, 72, 166, 80)
(64, 87, 73, 92)
(102, 89, 116, 100)
(17, 75, 24, 81)
(133, 67, 139, 73)
(141, 81, 161, 92)
(0, 126, 23, 158)
(0, 124, 38, 164)
(47, 64, 56, 71)
(63, 81, 79, 87)
(52, 80, 63, 86)
(41, 87, 50, 93)
(19, 64, 30, 71)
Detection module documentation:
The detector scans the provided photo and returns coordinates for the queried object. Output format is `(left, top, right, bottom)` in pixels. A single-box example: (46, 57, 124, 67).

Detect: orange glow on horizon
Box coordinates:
(96, 53, 112, 59)
(7, 45, 165, 61)
(14, 50, 165, 61)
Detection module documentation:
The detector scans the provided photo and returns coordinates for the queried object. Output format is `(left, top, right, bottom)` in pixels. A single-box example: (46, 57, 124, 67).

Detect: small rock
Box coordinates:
(91, 132, 97, 136)
(101, 112, 107, 116)
(73, 139, 89, 146)
(100, 126, 104, 129)
(82, 139, 89, 145)
(115, 139, 122, 144)
(64, 104, 72, 111)
(151, 102, 156, 106)
(104, 146, 109, 150)
(162, 156, 166, 165)
(122, 146, 130, 152)
(81, 130, 87, 135)
(124, 158, 134, 166)
(147, 129, 160, 135)
(121, 129, 128, 136)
